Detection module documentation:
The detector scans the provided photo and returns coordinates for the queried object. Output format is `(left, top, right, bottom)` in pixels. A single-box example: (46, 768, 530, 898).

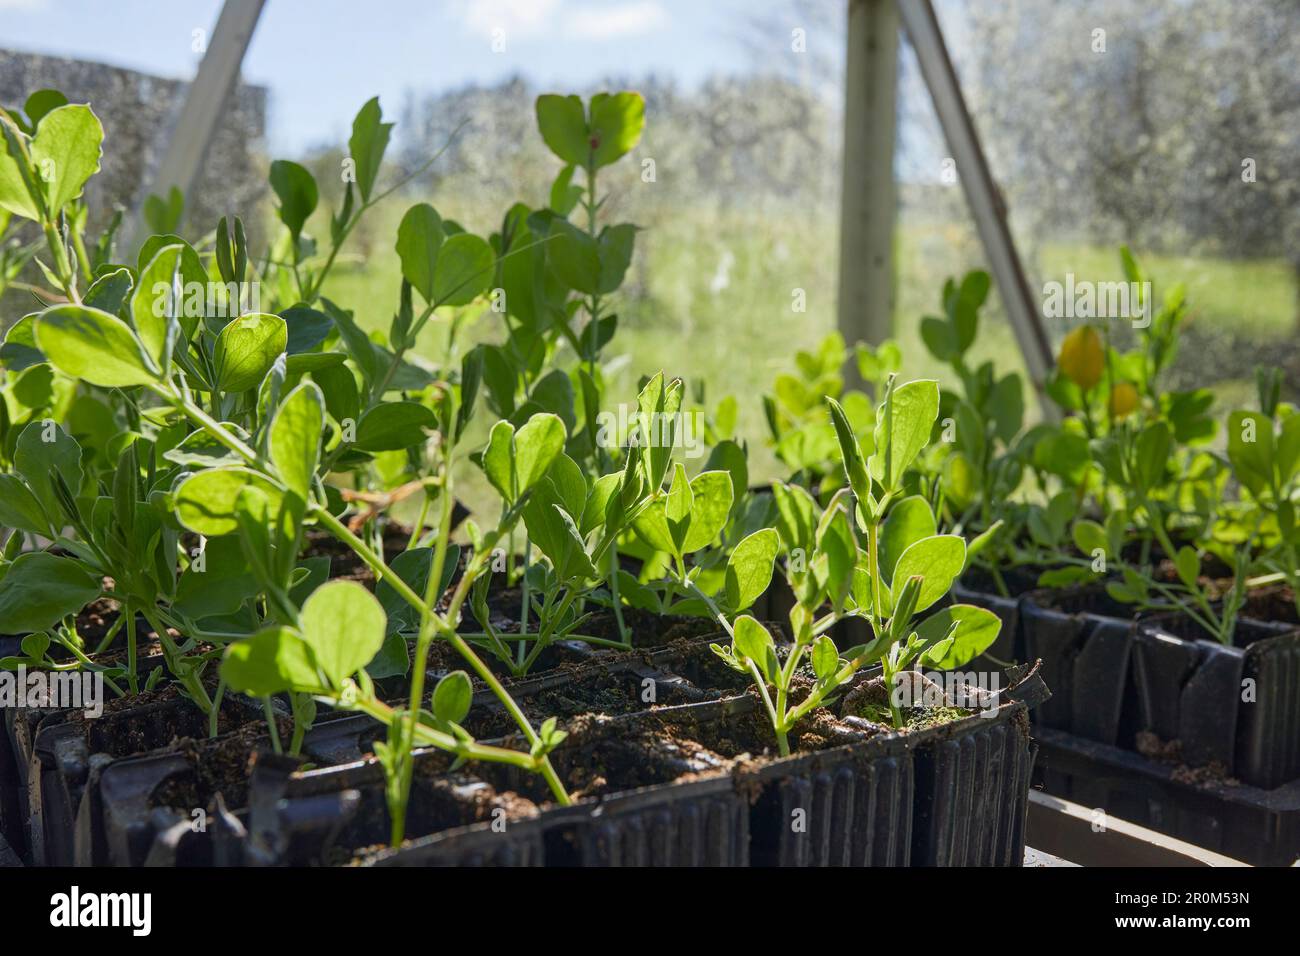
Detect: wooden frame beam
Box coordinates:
(120, 0, 266, 254)
(837, 0, 900, 380)
(1027, 791, 1250, 867)
(896, 0, 1059, 419)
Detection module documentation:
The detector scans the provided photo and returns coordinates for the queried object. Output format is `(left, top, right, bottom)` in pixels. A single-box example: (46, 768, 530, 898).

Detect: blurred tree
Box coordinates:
(965, 0, 1299, 321)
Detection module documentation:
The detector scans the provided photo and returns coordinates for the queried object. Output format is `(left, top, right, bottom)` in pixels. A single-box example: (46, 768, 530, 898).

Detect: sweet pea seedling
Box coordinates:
(712, 377, 1003, 755)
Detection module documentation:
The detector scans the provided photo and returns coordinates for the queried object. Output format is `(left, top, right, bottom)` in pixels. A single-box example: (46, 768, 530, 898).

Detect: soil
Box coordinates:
(839, 673, 975, 733)
(454, 667, 705, 741)
(62, 678, 262, 758)
(300, 523, 413, 586)
(1134, 730, 1238, 787)
(148, 716, 294, 812)
(639, 629, 790, 697)
(1240, 586, 1299, 626)
(1033, 583, 1140, 619)
(72, 598, 122, 646)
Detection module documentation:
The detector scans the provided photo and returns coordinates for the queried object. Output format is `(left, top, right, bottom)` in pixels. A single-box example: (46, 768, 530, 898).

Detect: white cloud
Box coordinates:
(447, 0, 668, 43)
(0, 0, 48, 10)
(567, 1, 668, 39)
(449, 0, 562, 38)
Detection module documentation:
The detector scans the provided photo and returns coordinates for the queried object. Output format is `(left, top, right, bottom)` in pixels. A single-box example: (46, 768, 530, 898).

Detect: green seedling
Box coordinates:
(712, 377, 1002, 754)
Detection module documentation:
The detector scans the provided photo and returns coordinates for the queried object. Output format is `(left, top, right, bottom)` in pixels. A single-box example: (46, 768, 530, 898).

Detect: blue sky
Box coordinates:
(0, 0, 833, 155)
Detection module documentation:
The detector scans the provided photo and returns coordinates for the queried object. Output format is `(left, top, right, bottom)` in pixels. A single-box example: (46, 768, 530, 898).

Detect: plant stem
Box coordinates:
(125, 602, 139, 694)
(263, 697, 282, 754)
(309, 505, 571, 807)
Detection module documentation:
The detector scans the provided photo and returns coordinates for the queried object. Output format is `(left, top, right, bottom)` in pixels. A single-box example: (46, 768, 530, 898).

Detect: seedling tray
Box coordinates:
(1033, 725, 1300, 867)
(1132, 613, 1300, 789)
(73, 659, 710, 865)
(1018, 587, 1137, 746)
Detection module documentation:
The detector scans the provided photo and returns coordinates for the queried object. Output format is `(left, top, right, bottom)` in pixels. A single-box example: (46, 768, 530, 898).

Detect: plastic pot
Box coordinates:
(1131, 611, 1300, 789)
(1017, 587, 1137, 746)
(1035, 724, 1300, 867)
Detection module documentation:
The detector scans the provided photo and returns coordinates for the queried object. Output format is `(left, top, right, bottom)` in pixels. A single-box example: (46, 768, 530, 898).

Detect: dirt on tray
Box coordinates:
(1135, 730, 1238, 786)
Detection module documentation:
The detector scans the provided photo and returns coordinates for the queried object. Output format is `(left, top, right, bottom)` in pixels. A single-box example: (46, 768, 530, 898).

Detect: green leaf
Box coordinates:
(890, 534, 966, 615)
(0, 552, 99, 634)
(581, 472, 622, 536)
(547, 453, 588, 520)
(0, 474, 53, 536)
(1276, 415, 1300, 487)
(1071, 519, 1107, 558)
(1174, 547, 1200, 590)
(269, 160, 318, 238)
(24, 90, 68, 126)
(879, 495, 937, 582)
(817, 499, 858, 610)
(811, 634, 839, 681)
(376, 545, 459, 635)
(916, 604, 1002, 669)
(353, 401, 436, 452)
(771, 481, 817, 554)
(142, 185, 183, 234)
(222, 626, 323, 696)
(35, 304, 158, 387)
(348, 97, 392, 202)
(432, 232, 493, 306)
(681, 470, 734, 553)
(588, 92, 645, 168)
(1034, 430, 1091, 484)
(0, 116, 39, 220)
(1, 314, 45, 371)
(1227, 411, 1273, 497)
(827, 396, 872, 504)
(870, 380, 940, 492)
(535, 94, 589, 166)
(213, 313, 287, 392)
(299, 580, 387, 688)
(522, 492, 597, 582)
(547, 219, 600, 295)
(431, 670, 473, 725)
(920, 316, 956, 362)
(514, 412, 567, 495)
(173, 467, 287, 536)
(174, 535, 260, 619)
(14, 419, 82, 526)
(732, 615, 775, 680)
(1134, 421, 1172, 493)
(704, 440, 748, 518)
(281, 305, 333, 354)
(596, 222, 637, 293)
(725, 528, 779, 612)
(30, 104, 103, 214)
(664, 462, 693, 550)
(162, 423, 251, 469)
(395, 203, 443, 302)
(631, 497, 675, 556)
(270, 382, 324, 501)
(131, 243, 200, 365)
(636, 372, 683, 490)
(481, 419, 515, 502)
